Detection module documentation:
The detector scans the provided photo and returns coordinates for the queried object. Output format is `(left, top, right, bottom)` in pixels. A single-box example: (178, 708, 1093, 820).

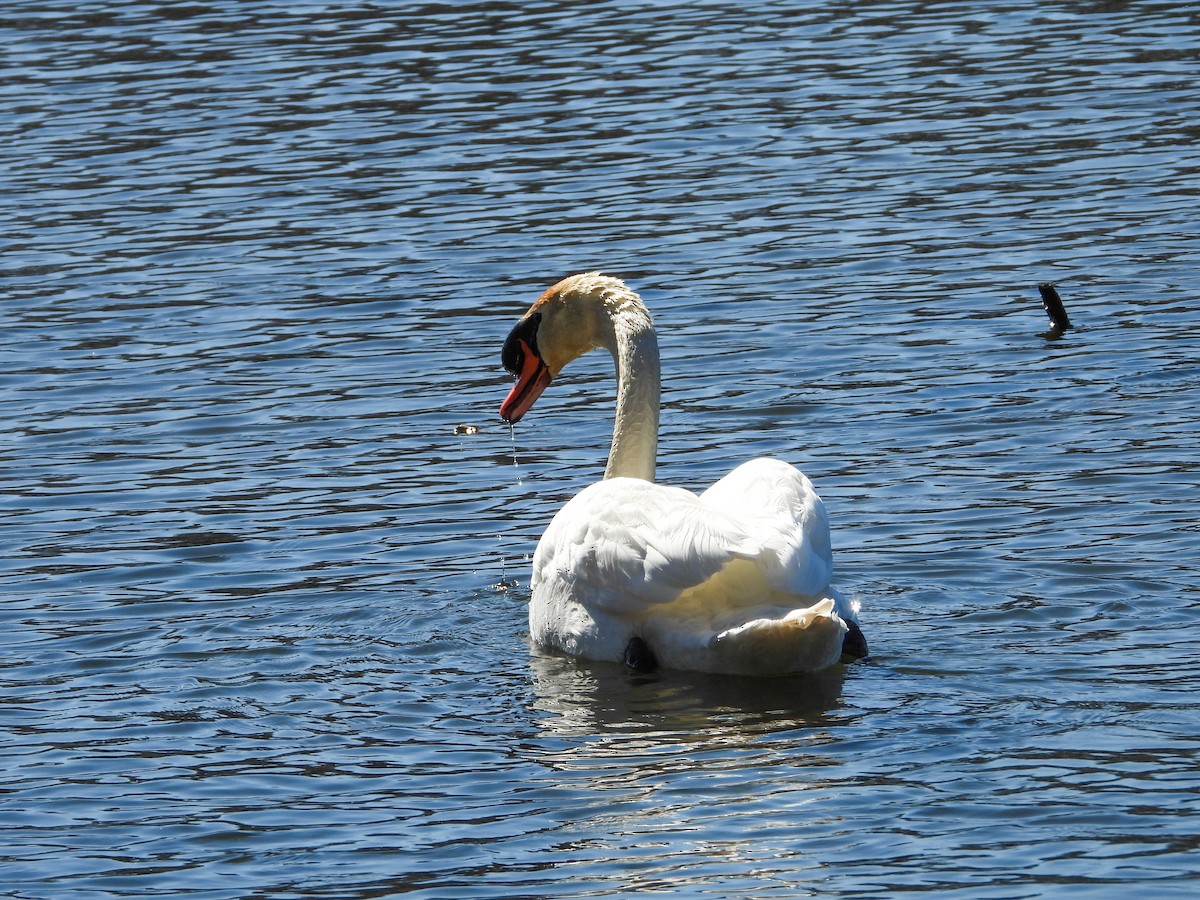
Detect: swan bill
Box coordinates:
(500, 337, 552, 423)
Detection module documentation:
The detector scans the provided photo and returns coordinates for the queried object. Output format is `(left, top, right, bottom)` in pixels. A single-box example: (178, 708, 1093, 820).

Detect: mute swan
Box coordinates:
(500, 273, 867, 675)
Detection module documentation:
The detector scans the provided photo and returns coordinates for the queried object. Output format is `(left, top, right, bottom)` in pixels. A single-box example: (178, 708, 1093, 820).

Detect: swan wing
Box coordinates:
(700, 457, 833, 598)
(533, 477, 761, 614)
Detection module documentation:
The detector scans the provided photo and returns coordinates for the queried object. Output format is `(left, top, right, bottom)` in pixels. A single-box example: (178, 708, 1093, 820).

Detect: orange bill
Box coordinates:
(500, 339, 552, 423)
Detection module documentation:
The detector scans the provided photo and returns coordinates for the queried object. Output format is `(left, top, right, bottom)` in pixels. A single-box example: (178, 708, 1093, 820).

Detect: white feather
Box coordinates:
(528, 460, 858, 675)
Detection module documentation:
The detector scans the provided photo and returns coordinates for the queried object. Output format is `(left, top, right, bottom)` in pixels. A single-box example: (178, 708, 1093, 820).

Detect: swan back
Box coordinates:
(701, 458, 833, 597)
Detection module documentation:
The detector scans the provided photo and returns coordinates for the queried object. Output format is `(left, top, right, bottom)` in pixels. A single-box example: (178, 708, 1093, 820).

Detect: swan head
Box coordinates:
(500, 273, 630, 424)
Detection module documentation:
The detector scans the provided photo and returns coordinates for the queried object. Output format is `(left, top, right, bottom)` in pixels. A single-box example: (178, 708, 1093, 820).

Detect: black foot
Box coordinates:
(841, 620, 869, 662)
(624, 636, 658, 673)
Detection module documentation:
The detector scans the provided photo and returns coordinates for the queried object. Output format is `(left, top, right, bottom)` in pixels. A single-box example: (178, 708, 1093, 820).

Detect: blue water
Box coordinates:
(3, 1, 1199, 897)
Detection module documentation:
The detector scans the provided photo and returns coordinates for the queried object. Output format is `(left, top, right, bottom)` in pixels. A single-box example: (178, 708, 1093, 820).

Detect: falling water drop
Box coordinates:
(494, 533, 508, 590)
(509, 422, 522, 484)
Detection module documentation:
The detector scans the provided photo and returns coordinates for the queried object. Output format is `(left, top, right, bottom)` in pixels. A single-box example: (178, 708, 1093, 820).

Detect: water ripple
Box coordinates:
(3, 0, 1199, 897)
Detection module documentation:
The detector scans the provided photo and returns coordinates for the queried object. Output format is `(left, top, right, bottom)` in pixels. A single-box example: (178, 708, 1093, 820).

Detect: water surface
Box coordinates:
(3, 1, 1199, 897)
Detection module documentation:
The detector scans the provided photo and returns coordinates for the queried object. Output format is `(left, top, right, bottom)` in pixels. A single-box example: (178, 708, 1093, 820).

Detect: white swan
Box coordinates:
(500, 273, 867, 675)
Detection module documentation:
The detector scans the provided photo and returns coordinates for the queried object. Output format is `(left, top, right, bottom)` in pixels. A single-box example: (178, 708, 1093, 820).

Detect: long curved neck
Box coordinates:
(602, 297, 660, 481)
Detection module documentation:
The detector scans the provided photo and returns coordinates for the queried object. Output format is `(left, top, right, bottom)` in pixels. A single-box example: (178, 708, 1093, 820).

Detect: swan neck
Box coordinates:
(605, 306, 659, 481)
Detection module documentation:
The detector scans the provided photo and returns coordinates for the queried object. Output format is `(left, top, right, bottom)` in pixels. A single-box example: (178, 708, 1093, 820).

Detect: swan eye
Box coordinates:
(502, 312, 542, 375)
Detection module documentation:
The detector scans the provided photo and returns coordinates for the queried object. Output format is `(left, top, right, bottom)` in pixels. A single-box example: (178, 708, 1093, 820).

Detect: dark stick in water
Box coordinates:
(1039, 283, 1071, 332)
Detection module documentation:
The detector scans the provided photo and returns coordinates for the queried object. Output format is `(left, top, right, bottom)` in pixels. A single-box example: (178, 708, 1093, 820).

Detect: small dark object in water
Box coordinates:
(841, 619, 869, 662)
(454, 423, 479, 436)
(1039, 283, 1071, 332)
(624, 636, 658, 673)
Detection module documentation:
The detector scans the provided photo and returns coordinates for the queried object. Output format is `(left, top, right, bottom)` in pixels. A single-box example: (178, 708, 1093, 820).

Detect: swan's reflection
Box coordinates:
(528, 648, 849, 741)
(524, 648, 853, 869)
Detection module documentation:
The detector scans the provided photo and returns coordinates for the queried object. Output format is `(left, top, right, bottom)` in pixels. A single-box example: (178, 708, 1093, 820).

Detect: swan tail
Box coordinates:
(706, 598, 846, 675)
